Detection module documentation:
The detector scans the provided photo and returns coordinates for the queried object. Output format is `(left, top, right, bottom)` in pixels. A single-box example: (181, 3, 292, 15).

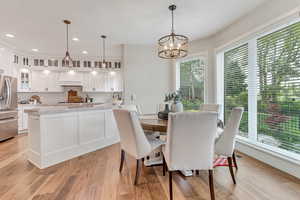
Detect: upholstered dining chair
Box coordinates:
(199, 104, 220, 113)
(200, 103, 224, 129)
(113, 109, 164, 185)
(162, 112, 218, 200)
(119, 104, 142, 115)
(214, 107, 244, 184)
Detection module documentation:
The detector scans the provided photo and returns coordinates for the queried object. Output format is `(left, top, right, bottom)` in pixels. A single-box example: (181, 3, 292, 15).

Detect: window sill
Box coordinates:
(236, 136, 300, 166)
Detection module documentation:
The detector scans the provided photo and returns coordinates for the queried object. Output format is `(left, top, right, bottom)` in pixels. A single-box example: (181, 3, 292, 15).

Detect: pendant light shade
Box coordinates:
(158, 5, 188, 59)
(62, 20, 73, 67)
(101, 35, 107, 68)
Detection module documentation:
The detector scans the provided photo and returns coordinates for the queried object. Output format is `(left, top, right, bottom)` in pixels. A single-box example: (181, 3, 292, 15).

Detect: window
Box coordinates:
(220, 20, 300, 156)
(224, 44, 249, 137)
(257, 21, 300, 153)
(178, 57, 206, 110)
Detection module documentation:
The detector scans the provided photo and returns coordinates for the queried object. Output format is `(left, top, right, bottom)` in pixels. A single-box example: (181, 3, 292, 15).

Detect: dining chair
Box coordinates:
(162, 112, 218, 200)
(199, 103, 220, 113)
(214, 107, 244, 184)
(113, 109, 164, 185)
(119, 104, 142, 115)
(200, 103, 224, 128)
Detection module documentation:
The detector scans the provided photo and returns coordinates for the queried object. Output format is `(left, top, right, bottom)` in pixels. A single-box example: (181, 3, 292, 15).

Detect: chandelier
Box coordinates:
(62, 20, 73, 67)
(158, 5, 188, 59)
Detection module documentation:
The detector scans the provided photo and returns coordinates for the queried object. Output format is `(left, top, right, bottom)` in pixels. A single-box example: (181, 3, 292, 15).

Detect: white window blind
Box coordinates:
(257, 21, 300, 153)
(224, 44, 248, 137)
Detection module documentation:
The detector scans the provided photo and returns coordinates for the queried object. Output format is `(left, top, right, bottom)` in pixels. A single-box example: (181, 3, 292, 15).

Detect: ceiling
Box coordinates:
(0, 0, 268, 57)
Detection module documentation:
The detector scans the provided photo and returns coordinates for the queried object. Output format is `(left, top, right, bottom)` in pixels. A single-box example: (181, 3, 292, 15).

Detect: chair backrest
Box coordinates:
(165, 112, 218, 170)
(200, 104, 220, 113)
(215, 107, 244, 156)
(113, 109, 151, 159)
(119, 104, 142, 115)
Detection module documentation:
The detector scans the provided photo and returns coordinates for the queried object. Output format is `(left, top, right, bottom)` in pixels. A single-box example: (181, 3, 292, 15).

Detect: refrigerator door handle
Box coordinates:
(4, 77, 11, 107)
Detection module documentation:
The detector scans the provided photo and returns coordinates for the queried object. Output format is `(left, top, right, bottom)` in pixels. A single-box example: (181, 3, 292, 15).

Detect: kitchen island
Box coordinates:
(25, 103, 120, 169)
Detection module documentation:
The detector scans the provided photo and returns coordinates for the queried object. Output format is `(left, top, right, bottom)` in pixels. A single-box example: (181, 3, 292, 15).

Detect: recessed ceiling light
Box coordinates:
(82, 50, 88, 54)
(72, 37, 79, 41)
(32, 48, 39, 52)
(5, 33, 15, 38)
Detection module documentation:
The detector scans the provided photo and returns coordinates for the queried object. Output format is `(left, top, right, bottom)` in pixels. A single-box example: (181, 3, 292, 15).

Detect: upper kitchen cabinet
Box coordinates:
(82, 72, 106, 92)
(19, 70, 63, 92)
(106, 71, 123, 92)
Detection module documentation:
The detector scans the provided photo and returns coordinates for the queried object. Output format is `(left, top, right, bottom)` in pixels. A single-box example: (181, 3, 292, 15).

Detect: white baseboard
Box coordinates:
(236, 139, 300, 179)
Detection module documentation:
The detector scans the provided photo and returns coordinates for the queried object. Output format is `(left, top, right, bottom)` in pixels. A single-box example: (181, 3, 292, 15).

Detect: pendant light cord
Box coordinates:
(103, 37, 106, 62)
(171, 9, 174, 34)
(66, 24, 69, 52)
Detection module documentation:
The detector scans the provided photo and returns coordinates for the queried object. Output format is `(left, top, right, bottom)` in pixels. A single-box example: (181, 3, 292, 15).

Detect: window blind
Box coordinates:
(257, 21, 300, 153)
(224, 44, 248, 137)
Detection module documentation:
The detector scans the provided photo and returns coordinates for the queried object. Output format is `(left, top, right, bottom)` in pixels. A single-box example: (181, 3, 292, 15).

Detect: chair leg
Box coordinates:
(169, 171, 173, 200)
(119, 149, 125, 173)
(232, 151, 238, 170)
(134, 159, 141, 185)
(208, 170, 215, 200)
(227, 157, 236, 184)
(163, 156, 166, 176)
(195, 170, 200, 175)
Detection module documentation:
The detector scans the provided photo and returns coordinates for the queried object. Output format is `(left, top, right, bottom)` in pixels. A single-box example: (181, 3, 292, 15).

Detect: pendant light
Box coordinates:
(101, 35, 107, 68)
(62, 20, 73, 67)
(158, 5, 188, 59)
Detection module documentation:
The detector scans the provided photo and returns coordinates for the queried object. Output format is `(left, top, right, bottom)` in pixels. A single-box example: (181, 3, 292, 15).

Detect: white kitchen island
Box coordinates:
(25, 104, 120, 169)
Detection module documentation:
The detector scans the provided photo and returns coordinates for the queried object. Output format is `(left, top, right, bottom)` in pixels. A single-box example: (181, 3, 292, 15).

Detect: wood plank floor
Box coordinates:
(1, 134, 300, 200)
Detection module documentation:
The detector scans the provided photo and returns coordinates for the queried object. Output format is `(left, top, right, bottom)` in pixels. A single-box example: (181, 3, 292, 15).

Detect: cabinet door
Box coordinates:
(31, 71, 47, 92)
(18, 107, 23, 131)
(78, 110, 105, 144)
(94, 73, 106, 91)
(106, 71, 123, 92)
(46, 71, 62, 92)
(82, 73, 91, 92)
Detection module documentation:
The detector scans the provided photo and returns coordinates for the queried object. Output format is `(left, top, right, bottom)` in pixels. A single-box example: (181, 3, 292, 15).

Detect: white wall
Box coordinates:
(122, 44, 172, 114)
(0, 42, 17, 77)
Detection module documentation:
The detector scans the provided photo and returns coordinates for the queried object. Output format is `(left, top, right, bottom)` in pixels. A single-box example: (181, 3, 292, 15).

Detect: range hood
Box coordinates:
(57, 71, 83, 86)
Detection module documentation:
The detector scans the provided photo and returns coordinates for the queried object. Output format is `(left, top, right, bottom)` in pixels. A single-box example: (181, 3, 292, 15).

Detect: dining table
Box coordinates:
(139, 113, 223, 176)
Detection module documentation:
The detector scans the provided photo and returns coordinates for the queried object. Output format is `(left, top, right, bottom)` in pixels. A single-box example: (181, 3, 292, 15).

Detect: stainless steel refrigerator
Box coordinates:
(0, 75, 18, 141)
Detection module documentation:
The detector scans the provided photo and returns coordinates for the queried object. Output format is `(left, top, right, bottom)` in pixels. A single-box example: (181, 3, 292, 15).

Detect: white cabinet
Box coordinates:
(83, 72, 106, 92)
(18, 105, 36, 133)
(46, 72, 62, 92)
(19, 70, 63, 92)
(106, 71, 123, 92)
(31, 71, 47, 92)
(27, 108, 120, 169)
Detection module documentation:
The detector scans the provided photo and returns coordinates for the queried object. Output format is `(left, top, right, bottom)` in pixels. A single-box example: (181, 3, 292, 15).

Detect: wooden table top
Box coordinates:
(139, 114, 168, 133)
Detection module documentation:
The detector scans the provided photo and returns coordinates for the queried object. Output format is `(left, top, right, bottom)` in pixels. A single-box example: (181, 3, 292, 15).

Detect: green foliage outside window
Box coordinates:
(180, 59, 205, 110)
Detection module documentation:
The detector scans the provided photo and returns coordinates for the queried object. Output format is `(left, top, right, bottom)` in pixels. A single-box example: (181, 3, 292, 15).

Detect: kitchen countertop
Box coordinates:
(24, 103, 114, 115)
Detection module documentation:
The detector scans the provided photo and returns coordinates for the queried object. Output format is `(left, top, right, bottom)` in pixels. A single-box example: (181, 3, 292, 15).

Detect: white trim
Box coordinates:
(247, 39, 258, 140)
(236, 136, 300, 179)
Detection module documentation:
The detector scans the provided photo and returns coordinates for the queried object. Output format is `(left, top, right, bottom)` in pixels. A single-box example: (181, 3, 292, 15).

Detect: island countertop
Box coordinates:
(24, 103, 114, 115)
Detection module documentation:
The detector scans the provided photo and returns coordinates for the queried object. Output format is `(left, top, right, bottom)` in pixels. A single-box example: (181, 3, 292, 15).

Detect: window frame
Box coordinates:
(217, 18, 300, 161)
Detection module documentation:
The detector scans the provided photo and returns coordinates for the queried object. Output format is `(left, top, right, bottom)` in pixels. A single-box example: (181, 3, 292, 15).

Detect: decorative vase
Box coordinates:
(171, 101, 183, 112)
(158, 104, 170, 120)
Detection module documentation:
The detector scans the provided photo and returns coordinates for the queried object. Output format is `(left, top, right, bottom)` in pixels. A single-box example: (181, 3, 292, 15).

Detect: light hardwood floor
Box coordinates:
(0, 134, 300, 200)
